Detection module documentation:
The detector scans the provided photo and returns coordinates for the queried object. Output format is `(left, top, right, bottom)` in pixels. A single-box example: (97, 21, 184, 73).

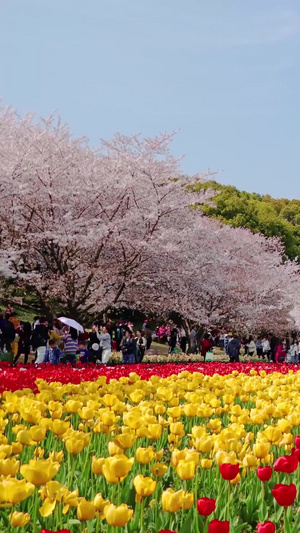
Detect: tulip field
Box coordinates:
(0, 363, 299, 532)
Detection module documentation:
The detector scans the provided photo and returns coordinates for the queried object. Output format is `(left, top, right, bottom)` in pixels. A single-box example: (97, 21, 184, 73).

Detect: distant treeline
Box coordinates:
(192, 180, 300, 260)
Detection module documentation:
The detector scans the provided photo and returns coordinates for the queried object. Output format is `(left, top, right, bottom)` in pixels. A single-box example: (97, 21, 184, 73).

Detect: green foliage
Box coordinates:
(192, 181, 300, 260)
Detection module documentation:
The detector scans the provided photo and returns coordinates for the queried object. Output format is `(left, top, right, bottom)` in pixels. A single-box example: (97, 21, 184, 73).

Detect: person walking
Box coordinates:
(96, 324, 111, 364)
(201, 333, 212, 361)
(256, 338, 263, 358)
(32, 317, 49, 364)
(135, 330, 147, 363)
(269, 333, 278, 363)
(14, 321, 32, 364)
(121, 330, 137, 364)
(228, 334, 241, 362)
(247, 336, 256, 357)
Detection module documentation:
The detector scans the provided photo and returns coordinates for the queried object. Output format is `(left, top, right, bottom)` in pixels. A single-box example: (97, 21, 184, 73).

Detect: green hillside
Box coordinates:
(192, 181, 300, 260)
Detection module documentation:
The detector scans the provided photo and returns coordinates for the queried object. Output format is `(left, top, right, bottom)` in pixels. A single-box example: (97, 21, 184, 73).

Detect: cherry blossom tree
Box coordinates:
(0, 106, 212, 319)
(0, 104, 299, 334)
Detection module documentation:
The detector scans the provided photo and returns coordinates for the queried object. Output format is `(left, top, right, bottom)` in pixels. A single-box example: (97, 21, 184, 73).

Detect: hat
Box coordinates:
(228, 332, 233, 336)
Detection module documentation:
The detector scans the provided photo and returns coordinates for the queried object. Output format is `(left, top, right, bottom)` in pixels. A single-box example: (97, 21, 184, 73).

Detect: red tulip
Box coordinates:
(197, 497, 216, 516)
(40, 530, 71, 533)
(219, 463, 239, 481)
(208, 519, 230, 533)
(273, 455, 298, 474)
(157, 530, 177, 533)
(257, 466, 272, 482)
(295, 436, 300, 449)
(257, 522, 275, 533)
(291, 447, 300, 461)
(272, 483, 297, 506)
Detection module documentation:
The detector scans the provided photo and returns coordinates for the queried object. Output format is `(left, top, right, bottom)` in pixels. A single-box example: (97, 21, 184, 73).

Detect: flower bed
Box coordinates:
(0, 367, 299, 531)
(0, 361, 297, 392)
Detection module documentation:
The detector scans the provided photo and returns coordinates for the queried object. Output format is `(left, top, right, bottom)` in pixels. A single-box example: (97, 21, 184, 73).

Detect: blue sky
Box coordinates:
(1, 0, 299, 198)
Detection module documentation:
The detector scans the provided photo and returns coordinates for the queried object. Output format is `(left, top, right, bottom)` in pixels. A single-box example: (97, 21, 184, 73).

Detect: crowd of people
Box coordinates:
(222, 332, 299, 364)
(0, 305, 152, 365)
(0, 304, 299, 366)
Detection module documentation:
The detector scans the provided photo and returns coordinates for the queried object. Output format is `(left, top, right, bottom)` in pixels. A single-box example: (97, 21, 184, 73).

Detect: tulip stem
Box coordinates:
(140, 499, 145, 532)
(32, 489, 39, 533)
(227, 482, 231, 522)
(284, 506, 287, 533)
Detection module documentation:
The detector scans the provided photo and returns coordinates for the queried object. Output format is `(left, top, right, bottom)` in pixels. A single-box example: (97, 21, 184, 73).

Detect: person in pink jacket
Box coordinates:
(275, 340, 287, 363)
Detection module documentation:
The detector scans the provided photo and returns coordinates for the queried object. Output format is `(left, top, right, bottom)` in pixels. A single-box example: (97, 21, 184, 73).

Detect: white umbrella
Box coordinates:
(57, 317, 84, 333)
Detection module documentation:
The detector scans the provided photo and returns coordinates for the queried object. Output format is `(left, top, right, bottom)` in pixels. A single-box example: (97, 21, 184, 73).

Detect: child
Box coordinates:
(44, 339, 63, 365)
(77, 341, 89, 364)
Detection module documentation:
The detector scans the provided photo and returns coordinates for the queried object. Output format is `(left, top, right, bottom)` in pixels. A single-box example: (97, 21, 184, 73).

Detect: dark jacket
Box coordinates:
(121, 337, 137, 356)
(32, 324, 49, 348)
(0, 319, 15, 341)
(228, 338, 241, 360)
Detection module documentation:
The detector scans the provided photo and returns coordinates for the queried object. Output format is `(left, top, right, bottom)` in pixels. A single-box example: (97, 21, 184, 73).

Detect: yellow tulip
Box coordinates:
(162, 488, 194, 513)
(147, 424, 162, 440)
(102, 455, 134, 483)
(51, 419, 70, 436)
(39, 498, 57, 518)
(171, 449, 187, 467)
(64, 400, 83, 413)
(9, 511, 30, 527)
(0, 478, 35, 504)
(34, 446, 45, 459)
(92, 457, 106, 475)
(157, 387, 173, 402)
(176, 460, 196, 480)
(113, 433, 136, 450)
(77, 498, 96, 520)
(11, 442, 23, 454)
(154, 403, 166, 415)
(129, 390, 145, 404)
(104, 503, 133, 527)
(30, 426, 47, 443)
(263, 427, 282, 444)
(79, 407, 95, 420)
(17, 430, 34, 446)
(183, 404, 198, 417)
(135, 447, 155, 464)
(185, 451, 200, 465)
(191, 426, 206, 439)
(253, 442, 270, 459)
(93, 492, 110, 517)
(49, 451, 64, 463)
(170, 422, 185, 436)
(133, 474, 156, 502)
(0, 458, 20, 476)
(20, 459, 60, 486)
(195, 436, 214, 453)
(65, 432, 90, 454)
(101, 411, 116, 427)
(201, 458, 213, 469)
(151, 462, 168, 477)
(155, 449, 164, 461)
(108, 441, 123, 455)
(243, 455, 258, 468)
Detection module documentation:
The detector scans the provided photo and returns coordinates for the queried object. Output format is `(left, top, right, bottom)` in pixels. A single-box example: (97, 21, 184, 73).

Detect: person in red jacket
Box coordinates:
(201, 333, 212, 360)
(275, 340, 287, 363)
